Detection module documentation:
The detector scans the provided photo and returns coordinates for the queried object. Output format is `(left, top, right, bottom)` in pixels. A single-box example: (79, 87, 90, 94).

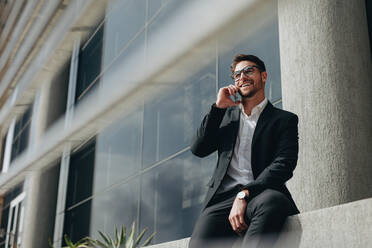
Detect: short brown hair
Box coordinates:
(231, 54, 266, 73)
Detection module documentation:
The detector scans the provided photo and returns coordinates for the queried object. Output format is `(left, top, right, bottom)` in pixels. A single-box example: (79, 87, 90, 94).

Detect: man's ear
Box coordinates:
(261, 71, 268, 83)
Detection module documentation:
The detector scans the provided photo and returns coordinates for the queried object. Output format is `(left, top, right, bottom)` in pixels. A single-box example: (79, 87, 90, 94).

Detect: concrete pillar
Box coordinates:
(21, 82, 61, 247)
(22, 166, 60, 248)
(278, 0, 372, 212)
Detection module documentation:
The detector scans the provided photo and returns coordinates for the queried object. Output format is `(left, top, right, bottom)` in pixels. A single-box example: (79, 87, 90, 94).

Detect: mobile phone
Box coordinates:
(234, 91, 242, 103)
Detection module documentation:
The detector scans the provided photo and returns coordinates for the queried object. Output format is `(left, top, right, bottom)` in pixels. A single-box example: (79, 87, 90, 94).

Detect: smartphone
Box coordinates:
(234, 91, 242, 103)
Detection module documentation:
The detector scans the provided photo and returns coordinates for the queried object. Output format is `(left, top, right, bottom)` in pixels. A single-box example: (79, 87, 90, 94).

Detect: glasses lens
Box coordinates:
(233, 71, 241, 80)
(243, 67, 254, 75)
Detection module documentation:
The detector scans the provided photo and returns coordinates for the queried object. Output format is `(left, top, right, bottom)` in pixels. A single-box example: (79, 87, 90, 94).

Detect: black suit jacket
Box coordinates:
(191, 101, 299, 213)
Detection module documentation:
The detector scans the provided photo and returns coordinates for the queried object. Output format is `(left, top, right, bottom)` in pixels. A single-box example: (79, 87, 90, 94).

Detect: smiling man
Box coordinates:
(189, 54, 299, 248)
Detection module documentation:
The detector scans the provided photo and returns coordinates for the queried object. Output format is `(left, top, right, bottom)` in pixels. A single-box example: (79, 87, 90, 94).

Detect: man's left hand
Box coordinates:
(228, 190, 249, 234)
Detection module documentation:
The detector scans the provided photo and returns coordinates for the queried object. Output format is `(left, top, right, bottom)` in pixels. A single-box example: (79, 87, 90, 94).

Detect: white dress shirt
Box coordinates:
(217, 98, 268, 193)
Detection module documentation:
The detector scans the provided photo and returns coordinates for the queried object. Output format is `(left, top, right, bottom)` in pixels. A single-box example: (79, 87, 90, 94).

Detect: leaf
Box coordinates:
(115, 227, 120, 247)
(64, 234, 74, 247)
(120, 226, 126, 245)
(86, 237, 106, 248)
(98, 230, 112, 246)
(141, 232, 156, 247)
(134, 227, 147, 247)
(64, 222, 155, 248)
(125, 222, 136, 248)
(49, 237, 54, 248)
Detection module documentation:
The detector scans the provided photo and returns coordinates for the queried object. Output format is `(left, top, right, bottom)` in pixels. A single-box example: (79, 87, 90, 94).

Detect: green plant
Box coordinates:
(63, 235, 90, 248)
(49, 234, 90, 248)
(86, 222, 155, 248)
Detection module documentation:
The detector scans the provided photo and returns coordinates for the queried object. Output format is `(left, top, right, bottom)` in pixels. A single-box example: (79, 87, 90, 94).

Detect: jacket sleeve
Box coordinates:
(190, 104, 226, 157)
(242, 114, 299, 198)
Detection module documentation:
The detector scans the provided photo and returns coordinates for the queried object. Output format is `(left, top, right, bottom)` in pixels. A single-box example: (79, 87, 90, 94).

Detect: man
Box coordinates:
(189, 54, 299, 248)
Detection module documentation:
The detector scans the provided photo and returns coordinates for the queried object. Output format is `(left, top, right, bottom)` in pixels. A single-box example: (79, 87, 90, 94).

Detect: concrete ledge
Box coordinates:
(277, 197, 372, 248)
(147, 238, 190, 248)
(147, 197, 372, 248)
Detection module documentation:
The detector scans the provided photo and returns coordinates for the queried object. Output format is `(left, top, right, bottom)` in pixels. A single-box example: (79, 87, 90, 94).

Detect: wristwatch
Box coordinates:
(237, 191, 247, 200)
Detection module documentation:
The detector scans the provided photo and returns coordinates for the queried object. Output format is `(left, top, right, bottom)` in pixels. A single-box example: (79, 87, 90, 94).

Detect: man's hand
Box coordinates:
(229, 190, 249, 234)
(216, 85, 240, 109)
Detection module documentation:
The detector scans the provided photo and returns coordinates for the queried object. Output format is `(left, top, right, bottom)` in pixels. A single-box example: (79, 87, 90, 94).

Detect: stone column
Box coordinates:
(21, 83, 60, 247)
(278, 0, 372, 212)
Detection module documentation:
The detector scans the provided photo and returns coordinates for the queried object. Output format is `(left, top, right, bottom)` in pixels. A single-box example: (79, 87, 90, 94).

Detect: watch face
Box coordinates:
(237, 191, 245, 199)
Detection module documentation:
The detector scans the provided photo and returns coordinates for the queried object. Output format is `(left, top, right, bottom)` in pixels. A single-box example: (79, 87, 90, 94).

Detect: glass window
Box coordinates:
(146, 0, 186, 40)
(218, 16, 282, 103)
(0, 184, 23, 248)
(89, 178, 139, 239)
(366, 0, 372, 58)
(45, 61, 69, 129)
(75, 23, 104, 102)
(0, 135, 6, 172)
(100, 31, 145, 89)
(63, 142, 95, 244)
(139, 150, 216, 244)
(103, 0, 146, 68)
(142, 58, 216, 168)
(65, 141, 95, 208)
(63, 200, 92, 245)
(93, 110, 142, 193)
(10, 106, 32, 162)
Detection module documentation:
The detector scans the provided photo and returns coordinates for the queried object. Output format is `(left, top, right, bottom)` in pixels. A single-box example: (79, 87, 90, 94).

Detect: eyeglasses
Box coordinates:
(231, 66, 261, 81)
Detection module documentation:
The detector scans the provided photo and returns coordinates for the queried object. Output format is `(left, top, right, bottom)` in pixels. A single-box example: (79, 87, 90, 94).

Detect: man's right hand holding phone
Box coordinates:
(216, 85, 241, 109)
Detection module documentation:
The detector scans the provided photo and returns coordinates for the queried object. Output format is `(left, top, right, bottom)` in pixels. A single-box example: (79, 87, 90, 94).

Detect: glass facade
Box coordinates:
(75, 23, 104, 102)
(10, 105, 32, 162)
(63, 141, 95, 243)
(0, 136, 6, 172)
(366, 0, 372, 58)
(63, 0, 282, 244)
(0, 184, 23, 248)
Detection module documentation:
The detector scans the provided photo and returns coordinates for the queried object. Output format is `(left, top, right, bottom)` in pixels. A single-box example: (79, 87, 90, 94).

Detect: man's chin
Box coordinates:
(240, 90, 255, 98)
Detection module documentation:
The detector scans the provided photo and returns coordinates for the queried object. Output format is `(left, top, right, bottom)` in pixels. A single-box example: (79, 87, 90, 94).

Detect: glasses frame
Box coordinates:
(231, 65, 261, 81)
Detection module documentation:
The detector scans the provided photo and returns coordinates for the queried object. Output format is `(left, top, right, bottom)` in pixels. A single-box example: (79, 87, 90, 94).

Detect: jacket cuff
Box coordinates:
(240, 183, 264, 199)
(209, 103, 226, 121)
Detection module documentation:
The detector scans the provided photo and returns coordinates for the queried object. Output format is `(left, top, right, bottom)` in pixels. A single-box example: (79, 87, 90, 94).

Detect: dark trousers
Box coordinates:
(189, 188, 298, 248)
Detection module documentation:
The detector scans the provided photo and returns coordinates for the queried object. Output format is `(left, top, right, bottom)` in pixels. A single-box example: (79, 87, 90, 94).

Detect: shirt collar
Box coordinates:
(240, 98, 268, 118)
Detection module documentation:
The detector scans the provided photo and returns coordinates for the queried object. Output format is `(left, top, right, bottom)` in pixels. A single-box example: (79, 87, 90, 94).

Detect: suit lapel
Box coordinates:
(252, 101, 274, 148)
(231, 106, 240, 137)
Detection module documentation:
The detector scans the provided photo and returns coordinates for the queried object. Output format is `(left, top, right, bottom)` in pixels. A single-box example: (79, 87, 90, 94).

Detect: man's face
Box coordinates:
(233, 61, 267, 98)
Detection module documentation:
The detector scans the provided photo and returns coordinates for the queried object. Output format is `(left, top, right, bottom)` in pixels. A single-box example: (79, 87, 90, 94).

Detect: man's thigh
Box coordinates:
(246, 189, 296, 221)
(244, 189, 295, 239)
(189, 196, 238, 248)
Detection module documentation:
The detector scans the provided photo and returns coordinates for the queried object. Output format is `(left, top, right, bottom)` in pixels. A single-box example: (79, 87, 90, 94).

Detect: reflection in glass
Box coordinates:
(104, 0, 146, 67)
(65, 142, 95, 208)
(11, 105, 32, 162)
(100, 31, 145, 90)
(218, 11, 281, 103)
(94, 110, 142, 193)
(0, 184, 23, 248)
(75, 24, 104, 102)
(147, 0, 185, 29)
(63, 200, 92, 244)
(139, 150, 216, 244)
(90, 178, 139, 239)
(142, 59, 216, 168)
(274, 100, 282, 109)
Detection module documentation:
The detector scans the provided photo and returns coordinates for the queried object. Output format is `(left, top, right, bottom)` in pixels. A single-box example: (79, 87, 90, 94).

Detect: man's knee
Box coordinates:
(247, 189, 292, 216)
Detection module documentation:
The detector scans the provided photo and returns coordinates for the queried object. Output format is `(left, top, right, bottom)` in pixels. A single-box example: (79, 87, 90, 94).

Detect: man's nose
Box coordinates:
(239, 71, 248, 80)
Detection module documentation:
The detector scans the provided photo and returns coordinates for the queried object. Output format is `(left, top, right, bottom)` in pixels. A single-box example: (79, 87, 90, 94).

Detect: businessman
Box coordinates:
(189, 54, 299, 248)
